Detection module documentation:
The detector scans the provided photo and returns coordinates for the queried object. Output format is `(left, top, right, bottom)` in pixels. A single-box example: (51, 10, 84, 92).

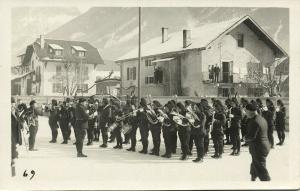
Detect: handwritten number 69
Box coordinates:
(23, 170, 35, 180)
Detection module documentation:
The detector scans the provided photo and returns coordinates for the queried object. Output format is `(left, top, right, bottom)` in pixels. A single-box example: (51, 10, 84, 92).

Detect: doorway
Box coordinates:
(222, 62, 230, 83)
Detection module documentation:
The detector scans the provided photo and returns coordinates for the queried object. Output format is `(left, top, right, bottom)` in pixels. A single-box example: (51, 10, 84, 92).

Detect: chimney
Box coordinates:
(183, 29, 191, 48)
(40, 35, 45, 49)
(161, 27, 168, 43)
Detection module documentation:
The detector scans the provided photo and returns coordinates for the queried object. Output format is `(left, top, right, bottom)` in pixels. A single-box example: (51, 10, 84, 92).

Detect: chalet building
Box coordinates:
(116, 15, 288, 97)
(11, 36, 105, 96)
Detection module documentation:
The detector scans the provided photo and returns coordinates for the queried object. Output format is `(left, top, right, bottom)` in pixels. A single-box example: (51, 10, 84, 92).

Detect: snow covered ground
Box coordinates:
(5, 116, 296, 190)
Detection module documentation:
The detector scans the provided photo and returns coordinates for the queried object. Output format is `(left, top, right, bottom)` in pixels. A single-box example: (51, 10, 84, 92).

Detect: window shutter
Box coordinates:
(127, 68, 130, 80)
(133, 67, 136, 80)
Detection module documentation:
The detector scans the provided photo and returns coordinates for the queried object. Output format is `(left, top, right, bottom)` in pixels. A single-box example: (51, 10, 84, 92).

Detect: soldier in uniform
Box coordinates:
(245, 103, 271, 181)
(68, 100, 77, 144)
(224, 99, 232, 145)
(191, 103, 207, 163)
(211, 101, 226, 159)
(93, 99, 100, 142)
(262, 99, 275, 148)
(201, 99, 213, 156)
(176, 102, 191, 160)
(122, 99, 132, 145)
(126, 98, 139, 152)
(58, 101, 70, 144)
(149, 100, 162, 156)
(49, 99, 59, 143)
(26, 100, 43, 151)
(240, 98, 249, 146)
(275, 99, 286, 145)
(229, 98, 242, 156)
(161, 102, 175, 158)
(112, 104, 123, 149)
(87, 99, 97, 146)
(75, 98, 89, 157)
(99, 98, 112, 148)
(169, 100, 178, 154)
(137, 98, 150, 154)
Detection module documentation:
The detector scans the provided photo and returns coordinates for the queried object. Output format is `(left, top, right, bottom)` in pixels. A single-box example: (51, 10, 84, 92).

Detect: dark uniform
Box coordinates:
(127, 102, 138, 152)
(262, 105, 275, 148)
(26, 101, 42, 151)
(122, 101, 132, 144)
(203, 105, 213, 155)
(75, 100, 89, 157)
(59, 103, 70, 144)
(99, 99, 112, 148)
(87, 104, 96, 145)
(48, 104, 59, 143)
(113, 107, 123, 149)
(149, 105, 162, 156)
(246, 105, 271, 181)
(230, 105, 242, 155)
(68, 104, 76, 143)
(161, 103, 175, 158)
(190, 106, 206, 162)
(275, 105, 286, 145)
(137, 98, 150, 154)
(177, 102, 191, 160)
(211, 108, 226, 158)
(11, 107, 23, 159)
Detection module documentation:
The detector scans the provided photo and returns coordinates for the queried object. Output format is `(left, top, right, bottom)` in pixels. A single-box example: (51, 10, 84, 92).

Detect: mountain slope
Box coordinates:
(46, 7, 289, 61)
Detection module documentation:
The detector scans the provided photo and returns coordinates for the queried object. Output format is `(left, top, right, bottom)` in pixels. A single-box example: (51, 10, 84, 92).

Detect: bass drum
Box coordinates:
(122, 124, 132, 135)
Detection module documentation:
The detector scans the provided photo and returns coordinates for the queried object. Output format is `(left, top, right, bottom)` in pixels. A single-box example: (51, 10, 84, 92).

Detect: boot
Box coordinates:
(180, 155, 188, 160)
(192, 158, 203, 163)
(100, 144, 107, 148)
(77, 153, 88, 157)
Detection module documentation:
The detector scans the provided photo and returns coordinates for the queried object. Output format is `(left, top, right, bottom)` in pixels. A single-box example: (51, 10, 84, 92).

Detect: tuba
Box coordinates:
(170, 111, 190, 127)
(145, 105, 159, 125)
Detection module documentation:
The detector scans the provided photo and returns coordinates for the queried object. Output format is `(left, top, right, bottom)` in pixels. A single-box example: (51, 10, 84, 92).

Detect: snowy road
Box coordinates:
(7, 116, 294, 189)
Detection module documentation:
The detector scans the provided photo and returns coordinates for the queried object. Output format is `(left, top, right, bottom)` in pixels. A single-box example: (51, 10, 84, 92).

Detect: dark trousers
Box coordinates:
(171, 129, 178, 153)
(250, 153, 271, 181)
(94, 127, 100, 141)
(114, 126, 123, 147)
(59, 121, 69, 142)
(72, 125, 77, 142)
(189, 131, 205, 159)
(232, 131, 241, 152)
(162, 128, 174, 155)
(29, 125, 38, 150)
(276, 128, 285, 144)
(87, 125, 94, 143)
(139, 123, 149, 152)
(129, 125, 138, 149)
(241, 125, 247, 139)
(49, 122, 58, 141)
(214, 72, 219, 82)
(124, 133, 130, 143)
(100, 124, 108, 145)
(212, 136, 223, 156)
(178, 127, 191, 156)
(67, 125, 71, 139)
(268, 128, 274, 147)
(75, 127, 86, 154)
(204, 134, 209, 154)
(225, 127, 232, 143)
(150, 125, 161, 154)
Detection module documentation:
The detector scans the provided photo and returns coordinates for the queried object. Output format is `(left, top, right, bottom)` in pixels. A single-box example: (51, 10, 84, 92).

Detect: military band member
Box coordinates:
(275, 99, 286, 145)
(211, 102, 226, 159)
(113, 105, 123, 149)
(149, 100, 162, 156)
(262, 99, 275, 148)
(68, 100, 77, 145)
(169, 100, 178, 154)
(26, 100, 43, 151)
(229, 98, 242, 156)
(75, 98, 89, 157)
(93, 99, 100, 142)
(137, 98, 150, 154)
(245, 103, 271, 181)
(49, 99, 59, 143)
(87, 100, 97, 145)
(99, 98, 112, 148)
(224, 99, 232, 145)
(161, 102, 175, 158)
(240, 98, 249, 146)
(176, 102, 191, 160)
(127, 99, 139, 152)
(58, 101, 70, 144)
(191, 103, 206, 163)
(122, 99, 132, 145)
(201, 99, 213, 156)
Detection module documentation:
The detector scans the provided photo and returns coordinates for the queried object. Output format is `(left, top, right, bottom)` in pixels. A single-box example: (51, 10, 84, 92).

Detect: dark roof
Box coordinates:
(23, 38, 104, 65)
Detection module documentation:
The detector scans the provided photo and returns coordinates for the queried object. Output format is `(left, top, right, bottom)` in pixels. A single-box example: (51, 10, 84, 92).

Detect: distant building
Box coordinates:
(11, 36, 106, 96)
(95, 78, 121, 97)
(116, 15, 288, 97)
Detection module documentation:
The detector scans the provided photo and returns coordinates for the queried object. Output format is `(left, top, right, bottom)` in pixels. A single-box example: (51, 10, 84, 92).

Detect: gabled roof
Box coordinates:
(23, 39, 104, 65)
(116, 15, 288, 62)
(72, 45, 87, 51)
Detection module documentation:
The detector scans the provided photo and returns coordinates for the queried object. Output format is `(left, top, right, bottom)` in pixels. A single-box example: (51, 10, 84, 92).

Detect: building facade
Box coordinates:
(11, 36, 105, 96)
(116, 15, 288, 97)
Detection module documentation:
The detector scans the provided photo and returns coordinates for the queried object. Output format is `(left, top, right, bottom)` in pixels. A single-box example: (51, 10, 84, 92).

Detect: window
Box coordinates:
(237, 34, 244, 47)
(78, 51, 86, 57)
(126, 67, 136, 80)
(145, 76, 154, 84)
(56, 65, 62, 76)
(55, 50, 62, 56)
(145, 59, 154, 67)
(53, 83, 62, 93)
(77, 83, 88, 93)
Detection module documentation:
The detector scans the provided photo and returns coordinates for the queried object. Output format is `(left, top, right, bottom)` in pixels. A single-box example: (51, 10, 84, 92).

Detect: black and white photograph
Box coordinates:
(1, 0, 300, 190)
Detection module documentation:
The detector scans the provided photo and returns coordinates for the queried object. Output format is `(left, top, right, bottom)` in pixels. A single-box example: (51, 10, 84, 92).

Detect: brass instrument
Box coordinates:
(115, 107, 143, 122)
(170, 111, 190, 127)
(145, 105, 159, 125)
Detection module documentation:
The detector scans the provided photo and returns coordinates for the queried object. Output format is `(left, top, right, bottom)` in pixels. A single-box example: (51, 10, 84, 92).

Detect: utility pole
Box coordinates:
(137, 7, 142, 104)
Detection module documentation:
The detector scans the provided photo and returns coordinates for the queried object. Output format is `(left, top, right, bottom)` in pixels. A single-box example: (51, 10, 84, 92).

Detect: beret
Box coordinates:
(79, 98, 86, 103)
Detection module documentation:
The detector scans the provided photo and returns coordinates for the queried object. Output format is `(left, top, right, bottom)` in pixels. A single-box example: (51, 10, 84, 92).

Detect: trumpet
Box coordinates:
(116, 108, 143, 122)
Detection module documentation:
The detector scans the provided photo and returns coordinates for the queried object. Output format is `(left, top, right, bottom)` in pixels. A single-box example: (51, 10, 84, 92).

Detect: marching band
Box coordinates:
(11, 96, 287, 163)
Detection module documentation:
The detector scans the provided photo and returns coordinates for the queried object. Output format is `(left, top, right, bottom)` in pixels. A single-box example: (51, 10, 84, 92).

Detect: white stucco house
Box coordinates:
(116, 15, 288, 97)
